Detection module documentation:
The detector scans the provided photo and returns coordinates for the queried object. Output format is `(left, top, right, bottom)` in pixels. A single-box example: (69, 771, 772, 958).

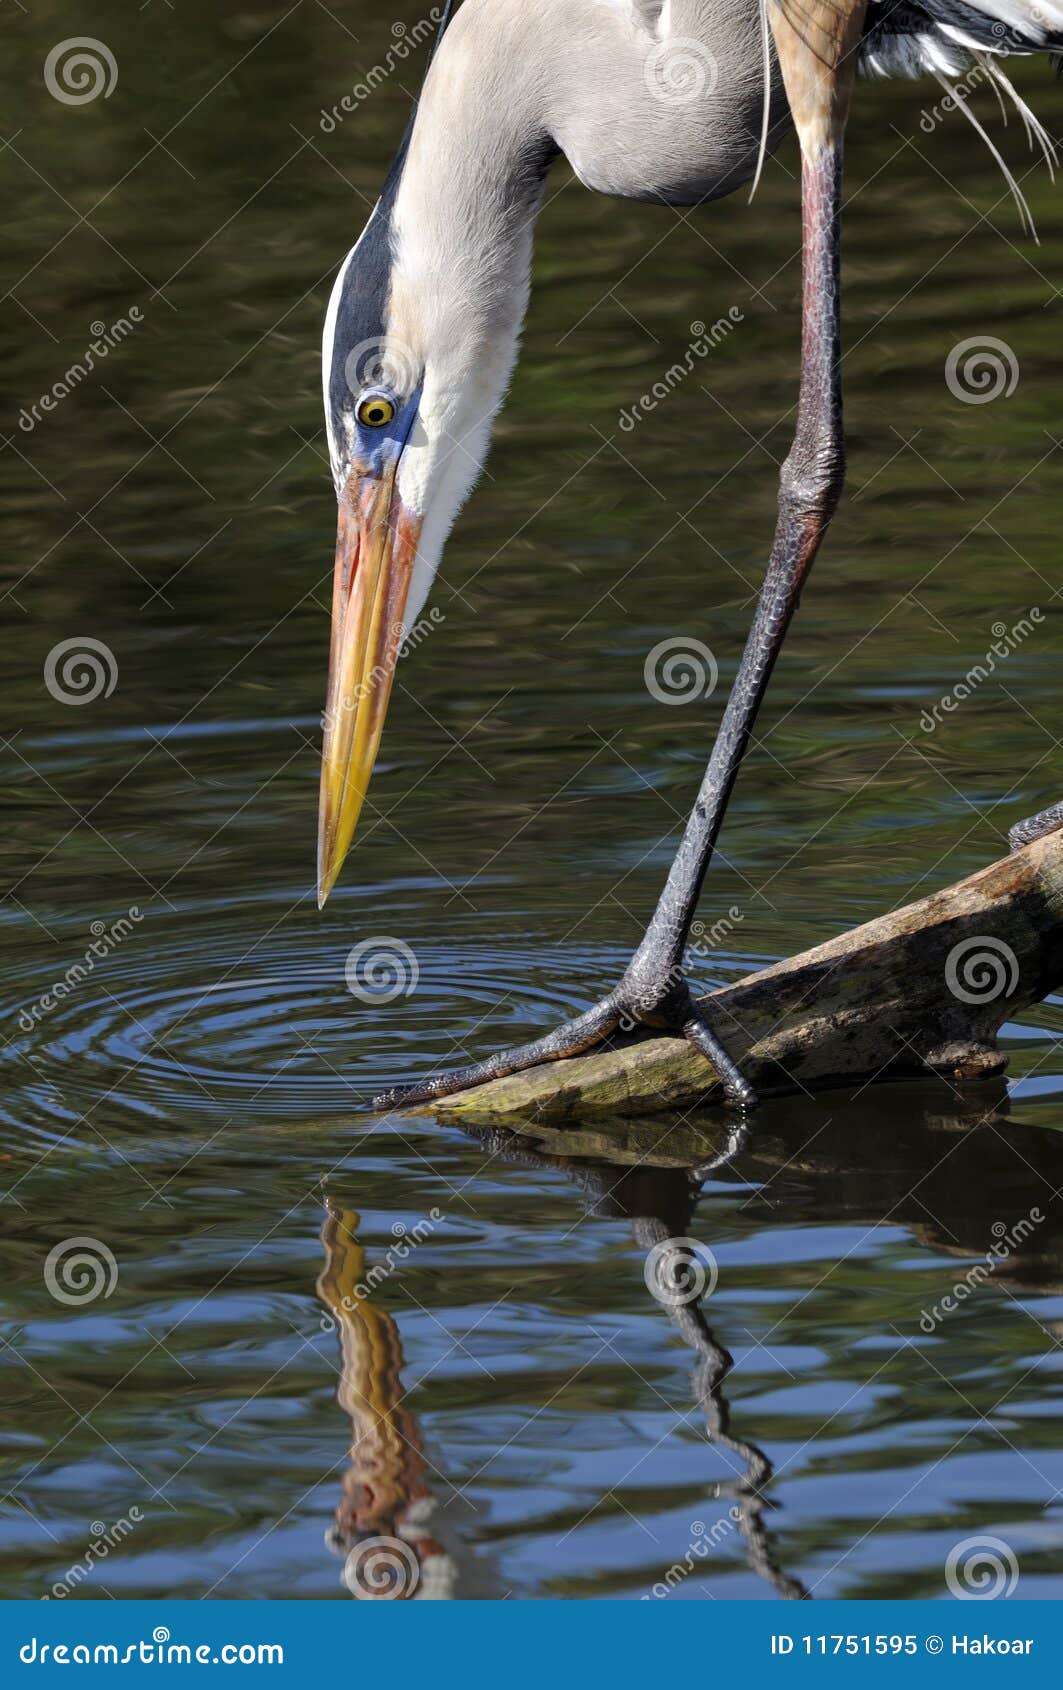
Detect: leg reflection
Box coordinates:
(470, 1127, 808, 1598)
(634, 1216, 808, 1601)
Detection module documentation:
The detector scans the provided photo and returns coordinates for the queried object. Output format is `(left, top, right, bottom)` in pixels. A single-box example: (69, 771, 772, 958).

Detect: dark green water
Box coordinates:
(2, 1, 1063, 1600)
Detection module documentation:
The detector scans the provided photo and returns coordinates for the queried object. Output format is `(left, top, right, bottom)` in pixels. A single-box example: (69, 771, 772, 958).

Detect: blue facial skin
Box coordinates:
(343, 385, 423, 486)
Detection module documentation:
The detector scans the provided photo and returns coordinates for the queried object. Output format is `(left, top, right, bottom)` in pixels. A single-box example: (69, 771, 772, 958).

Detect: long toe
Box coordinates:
(371, 999, 621, 1111)
(1010, 800, 1063, 852)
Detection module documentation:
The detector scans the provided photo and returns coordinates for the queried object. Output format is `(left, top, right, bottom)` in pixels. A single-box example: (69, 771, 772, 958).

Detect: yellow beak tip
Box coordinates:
(316, 854, 339, 911)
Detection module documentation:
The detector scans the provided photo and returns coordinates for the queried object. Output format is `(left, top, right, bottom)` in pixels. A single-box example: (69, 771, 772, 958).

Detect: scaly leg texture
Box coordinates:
(1010, 801, 1063, 850)
(373, 1, 868, 1115)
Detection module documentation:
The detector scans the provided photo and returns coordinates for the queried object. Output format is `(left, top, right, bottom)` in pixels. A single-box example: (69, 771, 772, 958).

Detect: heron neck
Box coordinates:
(388, 0, 557, 364)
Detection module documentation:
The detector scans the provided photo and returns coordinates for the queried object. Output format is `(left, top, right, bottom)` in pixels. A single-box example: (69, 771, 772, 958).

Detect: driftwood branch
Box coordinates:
(432, 830, 1063, 1127)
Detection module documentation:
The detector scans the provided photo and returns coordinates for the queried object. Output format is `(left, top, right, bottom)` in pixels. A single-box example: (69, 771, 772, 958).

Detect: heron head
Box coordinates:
(317, 178, 513, 906)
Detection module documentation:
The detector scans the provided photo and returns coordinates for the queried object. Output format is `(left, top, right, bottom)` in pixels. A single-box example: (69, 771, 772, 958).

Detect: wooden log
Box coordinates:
(431, 829, 1063, 1128)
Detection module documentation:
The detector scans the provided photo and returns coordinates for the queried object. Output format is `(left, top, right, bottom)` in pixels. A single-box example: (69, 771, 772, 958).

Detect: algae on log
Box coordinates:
(431, 829, 1063, 1127)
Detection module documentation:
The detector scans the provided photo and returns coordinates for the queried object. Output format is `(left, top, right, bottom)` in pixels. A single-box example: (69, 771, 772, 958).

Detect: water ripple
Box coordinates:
(2, 925, 623, 1128)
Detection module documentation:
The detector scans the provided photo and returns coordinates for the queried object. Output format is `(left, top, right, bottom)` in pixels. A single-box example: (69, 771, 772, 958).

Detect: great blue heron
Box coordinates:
(316, 0, 1063, 1110)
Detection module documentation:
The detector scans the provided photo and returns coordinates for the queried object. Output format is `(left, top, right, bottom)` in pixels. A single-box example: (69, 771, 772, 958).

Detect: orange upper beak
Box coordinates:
(316, 468, 422, 907)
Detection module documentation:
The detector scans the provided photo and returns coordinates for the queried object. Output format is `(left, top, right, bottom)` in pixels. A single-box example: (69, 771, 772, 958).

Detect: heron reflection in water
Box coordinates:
(317, 1151, 806, 1599)
(317, 1087, 1063, 1598)
(317, 1203, 468, 1598)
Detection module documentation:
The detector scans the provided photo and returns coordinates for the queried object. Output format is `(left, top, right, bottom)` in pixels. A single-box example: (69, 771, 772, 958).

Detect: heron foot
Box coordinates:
(1009, 799, 1063, 852)
(370, 974, 758, 1113)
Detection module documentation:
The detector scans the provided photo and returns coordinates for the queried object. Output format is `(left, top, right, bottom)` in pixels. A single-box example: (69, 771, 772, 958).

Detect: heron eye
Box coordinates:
(357, 395, 396, 429)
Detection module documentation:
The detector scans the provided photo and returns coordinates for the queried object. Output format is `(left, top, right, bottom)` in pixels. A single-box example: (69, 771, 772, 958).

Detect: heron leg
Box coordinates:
(375, 2, 867, 1118)
(613, 2, 867, 1089)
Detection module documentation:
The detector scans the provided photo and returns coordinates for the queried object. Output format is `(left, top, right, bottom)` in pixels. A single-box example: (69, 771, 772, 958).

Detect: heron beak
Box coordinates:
(317, 467, 421, 907)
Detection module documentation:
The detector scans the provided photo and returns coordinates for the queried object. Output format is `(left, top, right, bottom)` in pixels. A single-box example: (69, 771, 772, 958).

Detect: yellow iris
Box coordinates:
(357, 395, 396, 428)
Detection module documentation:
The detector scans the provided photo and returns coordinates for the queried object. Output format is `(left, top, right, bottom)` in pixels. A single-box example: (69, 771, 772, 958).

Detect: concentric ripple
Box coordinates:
(2, 917, 624, 1128)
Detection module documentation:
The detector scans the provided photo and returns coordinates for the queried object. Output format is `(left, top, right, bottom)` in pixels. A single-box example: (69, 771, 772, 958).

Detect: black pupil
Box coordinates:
(364, 403, 387, 425)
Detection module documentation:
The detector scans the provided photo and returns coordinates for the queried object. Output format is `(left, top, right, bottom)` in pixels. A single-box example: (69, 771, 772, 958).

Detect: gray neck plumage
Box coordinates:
(388, 1, 557, 358)
(390, 0, 779, 300)
(359, 0, 780, 627)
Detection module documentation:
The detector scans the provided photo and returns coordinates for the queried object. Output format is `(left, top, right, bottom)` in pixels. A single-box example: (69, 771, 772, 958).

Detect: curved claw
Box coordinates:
(371, 998, 622, 1112)
(683, 1009, 759, 1111)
